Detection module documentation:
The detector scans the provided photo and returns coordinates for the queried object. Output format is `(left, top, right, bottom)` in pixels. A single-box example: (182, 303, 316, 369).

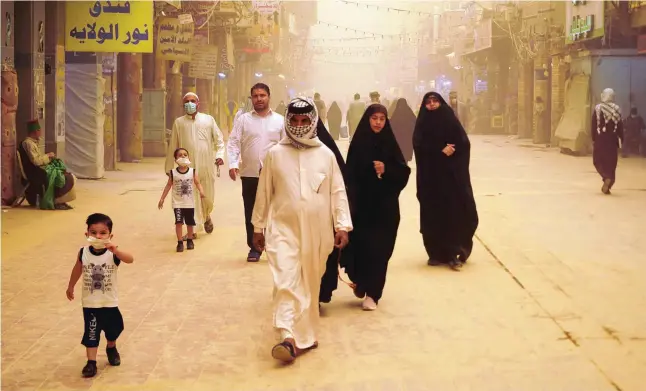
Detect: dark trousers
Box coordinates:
(241, 176, 260, 252)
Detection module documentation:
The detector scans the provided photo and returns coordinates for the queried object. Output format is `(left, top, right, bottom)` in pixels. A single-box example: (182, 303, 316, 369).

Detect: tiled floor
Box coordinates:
(2, 136, 645, 390)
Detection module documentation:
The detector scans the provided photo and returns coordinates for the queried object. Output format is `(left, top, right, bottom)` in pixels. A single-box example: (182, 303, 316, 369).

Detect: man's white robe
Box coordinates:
(252, 138, 352, 349)
(165, 113, 225, 231)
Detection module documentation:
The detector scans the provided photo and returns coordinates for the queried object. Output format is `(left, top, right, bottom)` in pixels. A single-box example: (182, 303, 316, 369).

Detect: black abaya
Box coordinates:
(327, 102, 342, 140)
(591, 112, 623, 188)
(390, 98, 416, 162)
(316, 119, 348, 303)
(344, 105, 410, 303)
(413, 92, 478, 265)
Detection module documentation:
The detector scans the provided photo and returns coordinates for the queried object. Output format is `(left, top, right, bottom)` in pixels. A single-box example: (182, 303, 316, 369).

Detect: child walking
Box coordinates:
(66, 213, 134, 378)
(158, 147, 206, 252)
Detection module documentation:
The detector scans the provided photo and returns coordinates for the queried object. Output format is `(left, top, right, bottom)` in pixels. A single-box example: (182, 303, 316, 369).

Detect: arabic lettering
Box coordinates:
(89, 1, 132, 17)
(69, 23, 147, 45)
(570, 14, 593, 40)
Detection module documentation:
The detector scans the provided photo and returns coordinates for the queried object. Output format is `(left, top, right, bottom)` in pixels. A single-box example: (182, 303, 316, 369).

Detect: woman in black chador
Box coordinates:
(316, 118, 348, 304)
(592, 88, 623, 195)
(413, 92, 478, 270)
(389, 98, 416, 162)
(344, 104, 410, 311)
(327, 101, 342, 140)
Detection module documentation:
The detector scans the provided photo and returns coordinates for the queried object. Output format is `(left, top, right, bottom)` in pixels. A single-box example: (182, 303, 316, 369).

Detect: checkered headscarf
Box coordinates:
(285, 97, 319, 149)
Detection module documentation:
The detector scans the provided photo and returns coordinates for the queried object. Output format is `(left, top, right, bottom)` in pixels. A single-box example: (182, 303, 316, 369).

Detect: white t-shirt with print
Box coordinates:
(171, 167, 195, 209)
(80, 246, 120, 308)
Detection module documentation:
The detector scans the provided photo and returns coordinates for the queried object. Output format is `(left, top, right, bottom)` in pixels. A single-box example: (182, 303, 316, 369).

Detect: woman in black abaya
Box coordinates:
(390, 98, 416, 162)
(327, 102, 342, 140)
(344, 104, 410, 310)
(413, 92, 478, 270)
(316, 118, 348, 304)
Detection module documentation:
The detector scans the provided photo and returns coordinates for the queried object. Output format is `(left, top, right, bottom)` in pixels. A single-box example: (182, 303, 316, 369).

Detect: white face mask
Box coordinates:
(184, 102, 197, 115)
(176, 157, 191, 167)
(87, 236, 110, 249)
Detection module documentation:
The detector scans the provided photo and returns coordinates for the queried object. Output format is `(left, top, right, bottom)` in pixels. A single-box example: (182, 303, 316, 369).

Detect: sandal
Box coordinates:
(204, 218, 214, 234)
(182, 233, 197, 241)
(447, 257, 463, 271)
(271, 341, 296, 363)
(247, 250, 261, 262)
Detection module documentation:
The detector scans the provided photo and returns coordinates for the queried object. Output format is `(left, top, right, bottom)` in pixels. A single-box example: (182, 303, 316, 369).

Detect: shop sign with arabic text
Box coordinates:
(66, 1, 153, 53)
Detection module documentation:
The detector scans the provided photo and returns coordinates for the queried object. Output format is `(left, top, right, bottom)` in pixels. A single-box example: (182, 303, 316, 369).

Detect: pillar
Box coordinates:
(14, 0, 45, 144)
(517, 61, 534, 138)
(533, 53, 550, 144)
(117, 53, 143, 162)
(1, 1, 17, 205)
(167, 61, 183, 131)
(44, 1, 65, 158)
(550, 55, 568, 145)
(101, 53, 118, 171)
(196, 79, 212, 115)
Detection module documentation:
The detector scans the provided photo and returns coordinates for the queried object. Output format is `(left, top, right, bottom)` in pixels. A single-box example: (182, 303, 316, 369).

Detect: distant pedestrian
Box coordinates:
(66, 213, 134, 378)
(158, 148, 207, 252)
(592, 88, 623, 194)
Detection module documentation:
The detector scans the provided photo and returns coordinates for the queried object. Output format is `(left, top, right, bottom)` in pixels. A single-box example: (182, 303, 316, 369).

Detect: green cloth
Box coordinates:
(39, 158, 66, 210)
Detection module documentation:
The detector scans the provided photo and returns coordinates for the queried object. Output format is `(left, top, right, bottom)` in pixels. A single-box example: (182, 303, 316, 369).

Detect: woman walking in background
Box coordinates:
(592, 88, 623, 194)
(344, 104, 410, 310)
(413, 92, 478, 271)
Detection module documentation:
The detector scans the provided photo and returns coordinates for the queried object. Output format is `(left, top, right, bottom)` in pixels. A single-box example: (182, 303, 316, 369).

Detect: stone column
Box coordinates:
(167, 61, 183, 131)
(196, 79, 212, 116)
(1, 1, 18, 205)
(117, 53, 143, 162)
(44, 1, 65, 158)
(533, 53, 550, 144)
(550, 55, 568, 145)
(14, 0, 45, 144)
(517, 61, 534, 138)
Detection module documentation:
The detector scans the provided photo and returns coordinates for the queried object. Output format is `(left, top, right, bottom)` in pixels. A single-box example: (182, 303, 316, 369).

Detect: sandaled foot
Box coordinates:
(186, 239, 195, 250)
(247, 250, 261, 263)
(271, 341, 296, 363)
(106, 346, 121, 366)
(427, 258, 443, 266)
(204, 218, 214, 234)
(54, 203, 73, 210)
(602, 179, 612, 194)
(176, 241, 184, 252)
(448, 257, 463, 271)
(182, 233, 198, 241)
(81, 361, 97, 377)
(362, 296, 377, 311)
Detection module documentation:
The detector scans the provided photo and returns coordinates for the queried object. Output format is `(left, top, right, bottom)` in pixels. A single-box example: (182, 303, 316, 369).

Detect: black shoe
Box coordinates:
(186, 239, 195, 250)
(106, 346, 120, 366)
(427, 258, 443, 266)
(176, 241, 184, 252)
(82, 360, 97, 377)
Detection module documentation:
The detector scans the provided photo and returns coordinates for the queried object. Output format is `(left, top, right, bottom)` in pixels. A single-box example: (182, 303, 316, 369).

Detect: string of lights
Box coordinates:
(316, 20, 428, 38)
(336, 0, 435, 17)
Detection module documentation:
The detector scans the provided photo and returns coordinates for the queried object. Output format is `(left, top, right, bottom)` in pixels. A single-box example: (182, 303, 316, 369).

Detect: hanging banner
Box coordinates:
(157, 17, 193, 61)
(65, 1, 153, 53)
(189, 46, 219, 79)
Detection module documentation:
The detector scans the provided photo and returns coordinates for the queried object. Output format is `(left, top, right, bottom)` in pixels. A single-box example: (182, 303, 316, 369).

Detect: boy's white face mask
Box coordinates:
(176, 157, 191, 167)
(87, 236, 110, 249)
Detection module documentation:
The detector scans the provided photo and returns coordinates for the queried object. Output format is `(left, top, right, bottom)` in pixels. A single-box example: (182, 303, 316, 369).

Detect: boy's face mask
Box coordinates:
(176, 157, 191, 167)
(86, 236, 111, 249)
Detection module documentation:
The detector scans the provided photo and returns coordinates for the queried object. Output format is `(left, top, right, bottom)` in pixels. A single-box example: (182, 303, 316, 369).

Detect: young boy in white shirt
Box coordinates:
(66, 213, 134, 378)
(158, 147, 206, 252)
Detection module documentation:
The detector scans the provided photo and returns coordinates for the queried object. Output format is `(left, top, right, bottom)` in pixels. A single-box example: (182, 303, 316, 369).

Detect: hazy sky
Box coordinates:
(306, 0, 432, 101)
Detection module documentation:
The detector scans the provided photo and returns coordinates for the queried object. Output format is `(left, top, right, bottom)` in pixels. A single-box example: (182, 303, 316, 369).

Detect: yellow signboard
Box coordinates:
(157, 17, 193, 61)
(66, 1, 153, 53)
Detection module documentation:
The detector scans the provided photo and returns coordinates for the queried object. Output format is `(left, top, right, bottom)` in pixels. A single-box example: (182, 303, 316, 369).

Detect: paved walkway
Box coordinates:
(2, 136, 645, 391)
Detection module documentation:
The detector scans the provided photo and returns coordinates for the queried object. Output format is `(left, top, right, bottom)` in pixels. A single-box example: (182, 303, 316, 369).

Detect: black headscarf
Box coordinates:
(348, 104, 406, 166)
(413, 91, 470, 156)
(316, 118, 346, 181)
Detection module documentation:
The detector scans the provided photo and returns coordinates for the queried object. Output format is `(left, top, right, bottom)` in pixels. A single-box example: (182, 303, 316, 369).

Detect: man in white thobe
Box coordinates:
(165, 92, 225, 236)
(251, 97, 352, 363)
